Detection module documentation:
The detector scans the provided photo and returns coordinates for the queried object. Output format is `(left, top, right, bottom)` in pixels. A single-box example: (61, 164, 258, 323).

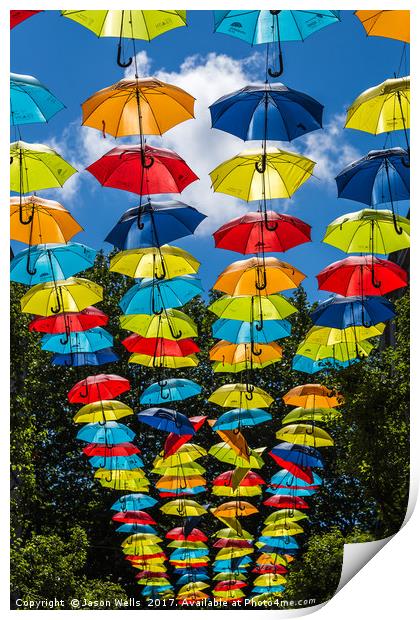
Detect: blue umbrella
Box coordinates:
(265, 486, 317, 497)
(116, 524, 157, 534)
(214, 10, 340, 76)
(176, 573, 209, 585)
(310, 295, 395, 328)
(10, 243, 96, 284)
(212, 318, 291, 343)
(258, 537, 299, 549)
(137, 408, 195, 435)
(213, 409, 272, 431)
(111, 494, 158, 512)
(270, 442, 324, 469)
(210, 83, 323, 142)
(89, 454, 145, 469)
(292, 354, 359, 374)
(51, 348, 119, 366)
(42, 327, 113, 354)
(159, 487, 206, 496)
(105, 200, 206, 250)
(142, 586, 173, 597)
(10, 72, 65, 125)
(119, 276, 203, 314)
(270, 469, 323, 487)
(140, 378, 202, 405)
(169, 548, 208, 560)
(252, 586, 286, 594)
(76, 422, 135, 444)
(213, 557, 252, 572)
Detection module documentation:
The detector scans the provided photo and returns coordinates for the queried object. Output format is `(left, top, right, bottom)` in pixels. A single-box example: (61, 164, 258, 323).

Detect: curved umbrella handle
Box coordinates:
(251, 341, 262, 357)
(151, 291, 163, 316)
(59, 330, 70, 346)
(154, 259, 166, 281)
(50, 290, 62, 314)
(117, 42, 132, 68)
(141, 149, 154, 169)
(255, 267, 267, 291)
(105, 469, 114, 483)
(19, 203, 34, 226)
(255, 152, 266, 174)
(264, 209, 278, 232)
(268, 12, 284, 78)
(255, 316, 264, 332)
(136, 208, 145, 230)
(391, 211, 404, 236)
(78, 383, 89, 399)
(168, 320, 182, 340)
(25, 248, 37, 276)
(371, 265, 382, 289)
(361, 304, 372, 329)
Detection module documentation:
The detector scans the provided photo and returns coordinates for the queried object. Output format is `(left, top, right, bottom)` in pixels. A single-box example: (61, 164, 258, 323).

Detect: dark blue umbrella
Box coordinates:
(137, 407, 195, 435)
(270, 442, 324, 469)
(310, 295, 395, 328)
(105, 200, 206, 249)
(210, 83, 323, 141)
(51, 348, 119, 366)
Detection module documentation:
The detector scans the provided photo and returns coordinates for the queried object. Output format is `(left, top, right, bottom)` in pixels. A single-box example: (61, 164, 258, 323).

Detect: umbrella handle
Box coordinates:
(141, 149, 154, 169)
(19, 203, 34, 226)
(117, 42, 132, 68)
(255, 316, 264, 332)
(105, 470, 113, 483)
(151, 293, 163, 316)
(59, 330, 70, 346)
(154, 259, 166, 281)
(371, 266, 382, 289)
(268, 12, 284, 78)
(264, 210, 278, 232)
(25, 248, 37, 276)
(392, 211, 404, 236)
(251, 341, 262, 356)
(255, 268, 267, 291)
(136, 208, 145, 230)
(50, 291, 62, 314)
(255, 153, 266, 174)
(168, 321, 182, 340)
(78, 384, 89, 399)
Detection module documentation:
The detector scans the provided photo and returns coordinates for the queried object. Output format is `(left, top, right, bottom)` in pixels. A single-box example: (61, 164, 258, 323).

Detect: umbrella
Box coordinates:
(10, 195, 82, 242)
(210, 341, 282, 372)
(276, 424, 334, 447)
(355, 10, 410, 42)
(210, 147, 315, 201)
(120, 525, 157, 535)
(10, 72, 65, 126)
(11, 243, 96, 284)
(345, 76, 410, 150)
(210, 83, 323, 141)
(42, 327, 113, 354)
(212, 501, 258, 518)
(160, 500, 207, 517)
(153, 444, 206, 468)
(166, 528, 207, 542)
(157, 475, 206, 490)
(209, 294, 297, 325)
(129, 353, 198, 369)
(269, 442, 324, 469)
(89, 455, 144, 470)
(20, 277, 102, 316)
(212, 486, 262, 498)
(270, 469, 322, 488)
(11, 10, 42, 28)
(282, 407, 340, 425)
(68, 374, 130, 403)
(214, 10, 340, 77)
(209, 384, 273, 409)
(76, 422, 135, 444)
(263, 495, 310, 510)
(316, 257, 407, 297)
(304, 323, 385, 345)
(82, 77, 194, 137)
(254, 574, 287, 586)
(95, 469, 149, 491)
(214, 257, 305, 295)
(310, 295, 395, 328)
(52, 348, 119, 367)
(86, 144, 198, 196)
(295, 340, 373, 363)
(110, 245, 200, 279)
(73, 400, 133, 424)
(120, 310, 197, 340)
(112, 510, 157, 524)
(61, 10, 186, 66)
(292, 355, 357, 374)
(122, 335, 199, 356)
(209, 443, 265, 469)
(323, 209, 410, 254)
(29, 307, 108, 335)
(212, 318, 291, 344)
(213, 211, 311, 253)
(83, 443, 140, 457)
(283, 384, 343, 408)
(213, 471, 265, 487)
(137, 408, 195, 435)
(119, 276, 202, 314)
(111, 494, 157, 512)
(213, 409, 272, 431)
(140, 379, 201, 405)
(10, 141, 77, 194)
(105, 201, 206, 249)
(264, 509, 308, 524)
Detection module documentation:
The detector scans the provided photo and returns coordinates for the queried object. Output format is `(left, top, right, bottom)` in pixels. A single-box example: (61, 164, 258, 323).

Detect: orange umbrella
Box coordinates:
(208, 420, 251, 462)
(10, 196, 82, 244)
(209, 341, 283, 367)
(156, 475, 206, 490)
(211, 501, 258, 518)
(282, 384, 343, 409)
(355, 10, 409, 43)
(213, 256, 305, 295)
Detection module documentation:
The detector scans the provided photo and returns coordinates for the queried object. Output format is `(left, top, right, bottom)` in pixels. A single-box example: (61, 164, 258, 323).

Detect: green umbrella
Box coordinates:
(208, 294, 297, 328)
(282, 407, 340, 425)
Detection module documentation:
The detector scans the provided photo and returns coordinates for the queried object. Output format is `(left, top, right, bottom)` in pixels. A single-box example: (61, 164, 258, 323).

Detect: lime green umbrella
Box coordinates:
(120, 310, 197, 340)
(296, 339, 374, 362)
(209, 443, 265, 469)
(323, 208, 410, 253)
(276, 424, 334, 447)
(209, 294, 297, 324)
(305, 323, 385, 345)
(282, 407, 340, 425)
(10, 141, 77, 194)
(264, 509, 308, 524)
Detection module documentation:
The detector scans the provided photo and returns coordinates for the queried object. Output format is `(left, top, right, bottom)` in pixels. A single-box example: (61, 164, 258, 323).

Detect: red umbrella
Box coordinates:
(252, 564, 288, 574)
(68, 374, 130, 403)
(164, 415, 207, 457)
(122, 334, 200, 356)
(268, 456, 314, 484)
(212, 470, 265, 486)
(112, 511, 156, 525)
(83, 443, 140, 457)
(263, 495, 309, 510)
(213, 210, 311, 254)
(316, 255, 408, 297)
(214, 580, 248, 591)
(10, 10, 42, 28)
(213, 539, 253, 549)
(165, 527, 208, 542)
(29, 306, 108, 334)
(86, 144, 198, 195)
(135, 570, 169, 579)
(127, 552, 167, 562)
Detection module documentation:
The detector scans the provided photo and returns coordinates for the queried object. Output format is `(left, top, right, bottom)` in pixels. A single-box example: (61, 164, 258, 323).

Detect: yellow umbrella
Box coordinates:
(82, 77, 194, 137)
(110, 245, 200, 279)
(160, 499, 207, 517)
(257, 553, 288, 567)
(296, 339, 374, 363)
(212, 359, 278, 373)
(214, 257, 306, 295)
(210, 147, 315, 201)
(254, 574, 287, 586)
(282, 407, 340, 425)
(137, 577, 171, 586)
(167, 541, 208, 549)
(355, 10, 410, 43)
(276, 424, 334, 447)
(209, 293, 297, 322)
(178, 582, 210, 595)
(209, 443, 265, 469)
(128, 353, 199, 368)
(73, 400, 133, 423)
(211, 501, 258, 518)
(215, 547, 250, 560)
(215, 527, 253, 540)
(345, 76, 410, 137)
(10, 196, 82, 244)
(153, 444, 207, 468)
(209, 341, 283, 367)
(122, 544, 162, 555)
(121, 534, 162, 547)
(209, 383, 273, 409)
(305, 324, 385, 345)
(94, 468, 149, 491)
(264, 510, 308, 525)
(212, 485, 262, 497)
(282, 384, 343, 408)
(177, 591, 209, 601)
(20, 277, 103, 316)
(152, 462, 206, 476)
(261, 523, 304, 536)
(120, 310, 197, 340)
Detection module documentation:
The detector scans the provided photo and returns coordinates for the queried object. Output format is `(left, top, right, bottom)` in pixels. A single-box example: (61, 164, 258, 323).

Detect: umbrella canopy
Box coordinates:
(89, 454, 144, 470)
(140, 379, 201, 405)
(166, 528, 207, 542)
(270, 469, 322, 488)
(160, 500, 207, 517)
(345, 76, 410, 136)
(335, 148, 410, 205)
(355, 10, 410, 43)
(209, 294, 297, 322)
(154, 444, 207, 468)
(68, 374, 130, 403)
(105, 201, 206, 249)
(282, 407, 340, 425)
(112, 510, 157, 524)
(137, 408, 195, 435)
(10, 196, 82, 244)
(212, 501, 258, 518)
(210, 341, 283, 366)
(20, 277, 103, 316)
(212, 318, 291, 344)
(310, 295, 395, 328)
(264, 509, 308, 525)
(209, 384, 273, 409)
(213, 211, 311, 254)
(120, 310, 197, 340)
(29, 307, 108, 334)
(209, 443, 265, 469)
(96, 468, 149, 492)
(10, 72, 65, 125)
(110, 245, 200, 279)
(214, 257, 305, 295)
(210, 83, 323, 141)
(119, 276, 202, 314)
(10, 140, 77, 193)
(122, 335, 199, 357)
(76, 421, 135, 444)
(292, 355, 357, 375)
(276, 424, 334, 447)
(86, 144, 198, 195)
(74, 400, 133, 424)
(296, 340, 373, 363)
(323, 209, 410, 254)
(82, 77, 194, 137)
(83, 443, 140, 457)
(263, 495, 310, 510)
(316, 256, 407, 297)
(129, 353, 198, 369)
(304, 323, 385, 345)
(213, 409, 272, 431)
(213, 470, 265, 487)
(52, 348, 119, 367)
(210, 147, 315, 201)
(283, 384, 343, 408)
(111, 494, 157, 512)
(41, 327, 113, 354)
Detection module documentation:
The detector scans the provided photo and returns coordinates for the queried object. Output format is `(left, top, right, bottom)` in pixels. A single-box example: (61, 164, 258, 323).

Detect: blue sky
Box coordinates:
(10, 10, 410, 301)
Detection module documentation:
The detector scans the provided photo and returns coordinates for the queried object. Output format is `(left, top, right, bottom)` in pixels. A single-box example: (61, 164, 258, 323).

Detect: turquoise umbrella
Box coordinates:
(10, 72, 65, 125)
(89, 455, 145, 469)
(41, 327, 113, 354)
(10, 243, 96, 284)
(77, 422, 135, 444)
(111, 494, 158, 511)
(140, 378, 202, 405)
(212, 318, 291, 343)
(213, 409, 272, 430)
(119, 276, 203, 315)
